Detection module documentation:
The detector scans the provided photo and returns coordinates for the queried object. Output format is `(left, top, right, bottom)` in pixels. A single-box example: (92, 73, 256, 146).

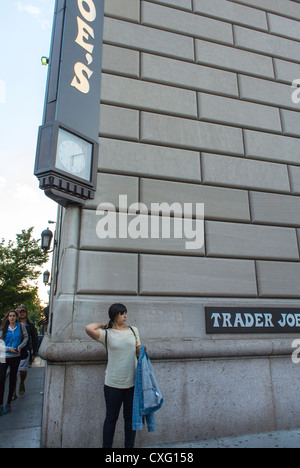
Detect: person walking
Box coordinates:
(85, 303, 142, 448)
(13, 305, 39, 399)
(0, 310, 28, 415)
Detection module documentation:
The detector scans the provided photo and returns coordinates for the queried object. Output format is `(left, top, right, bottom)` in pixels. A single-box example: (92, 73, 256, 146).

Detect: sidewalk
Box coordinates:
(0, 357, 45, 448)
(0, 359, 300, 448)
(145, 429, 300, 449)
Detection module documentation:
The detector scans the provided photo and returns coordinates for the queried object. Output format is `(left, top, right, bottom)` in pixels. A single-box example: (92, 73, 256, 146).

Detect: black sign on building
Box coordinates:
(34, 0, 104, 206)
(205, 307, 300, 334)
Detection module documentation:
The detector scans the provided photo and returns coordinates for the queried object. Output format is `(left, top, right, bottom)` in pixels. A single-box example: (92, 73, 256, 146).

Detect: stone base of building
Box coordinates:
(40, 334, 300, 448)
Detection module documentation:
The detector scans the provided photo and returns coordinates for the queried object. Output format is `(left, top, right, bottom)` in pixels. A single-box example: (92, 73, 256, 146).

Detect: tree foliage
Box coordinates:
(0, 227, 48, 320)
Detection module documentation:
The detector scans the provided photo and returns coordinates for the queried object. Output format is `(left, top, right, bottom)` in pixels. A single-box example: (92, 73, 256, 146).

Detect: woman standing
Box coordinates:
(0, 310, 28, 415)
(85, 303, 141, 448)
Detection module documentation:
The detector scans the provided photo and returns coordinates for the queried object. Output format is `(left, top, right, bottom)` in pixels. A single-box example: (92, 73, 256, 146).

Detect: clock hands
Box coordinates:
(70, 151, 85, 158)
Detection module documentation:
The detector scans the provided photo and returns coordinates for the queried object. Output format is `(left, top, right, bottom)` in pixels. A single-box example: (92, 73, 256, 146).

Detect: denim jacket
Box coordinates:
(132, 345, 163, 432)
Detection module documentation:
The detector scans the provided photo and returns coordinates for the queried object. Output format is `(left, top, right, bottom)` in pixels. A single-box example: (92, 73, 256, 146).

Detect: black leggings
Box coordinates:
(0, 357, 21, 405)
(103, 385, 136, 448)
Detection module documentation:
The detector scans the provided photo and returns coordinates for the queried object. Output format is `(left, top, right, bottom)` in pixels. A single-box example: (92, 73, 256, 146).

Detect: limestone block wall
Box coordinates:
(76, 0, 300, 301)
(42, 0, 300, 448)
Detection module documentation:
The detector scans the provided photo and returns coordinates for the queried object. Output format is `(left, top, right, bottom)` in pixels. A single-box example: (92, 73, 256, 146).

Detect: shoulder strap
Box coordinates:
(129, 326, 137, 344)
(105, 327, 136, 352)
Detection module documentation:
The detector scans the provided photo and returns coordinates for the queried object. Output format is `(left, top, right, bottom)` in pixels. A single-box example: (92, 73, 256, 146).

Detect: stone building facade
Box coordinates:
(40, 0, 300, 448)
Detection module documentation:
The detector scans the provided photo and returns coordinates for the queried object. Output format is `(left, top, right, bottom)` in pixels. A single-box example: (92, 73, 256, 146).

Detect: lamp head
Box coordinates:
(41, 227, 53, 252)
(41, 56, 49, 66)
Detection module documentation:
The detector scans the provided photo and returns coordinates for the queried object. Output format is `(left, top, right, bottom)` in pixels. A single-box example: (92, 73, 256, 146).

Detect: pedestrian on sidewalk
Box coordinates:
(85, 303, 142, 448)
(0, 310, 28, 416)
(12, 305, 39, 399)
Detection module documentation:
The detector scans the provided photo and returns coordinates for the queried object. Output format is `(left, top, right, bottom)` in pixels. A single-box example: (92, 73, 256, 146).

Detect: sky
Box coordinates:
(0, 0, 57, 304)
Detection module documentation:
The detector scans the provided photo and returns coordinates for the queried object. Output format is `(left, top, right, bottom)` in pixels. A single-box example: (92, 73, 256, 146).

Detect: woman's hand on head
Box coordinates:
(85, 323, 102, 340)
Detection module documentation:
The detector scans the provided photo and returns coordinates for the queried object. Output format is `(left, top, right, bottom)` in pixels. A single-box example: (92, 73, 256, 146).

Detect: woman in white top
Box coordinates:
(85, 303, 141, 448)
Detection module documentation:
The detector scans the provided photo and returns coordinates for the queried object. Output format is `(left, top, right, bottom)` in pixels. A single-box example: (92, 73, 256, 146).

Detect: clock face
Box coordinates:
(55, 129, 93, 181)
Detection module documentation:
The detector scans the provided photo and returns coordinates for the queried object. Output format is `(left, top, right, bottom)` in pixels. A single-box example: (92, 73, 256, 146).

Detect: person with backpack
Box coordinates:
(85, 303, 141, 448)
(0, 310, 28, 415)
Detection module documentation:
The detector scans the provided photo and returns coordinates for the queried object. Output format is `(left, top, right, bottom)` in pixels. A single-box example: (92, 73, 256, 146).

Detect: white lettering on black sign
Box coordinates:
(205, 307, 300, 334)
(71, 0, 97, 94)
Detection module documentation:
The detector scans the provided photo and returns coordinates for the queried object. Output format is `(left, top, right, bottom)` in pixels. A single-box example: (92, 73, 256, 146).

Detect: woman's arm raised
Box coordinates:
(85, 323, 107, 341)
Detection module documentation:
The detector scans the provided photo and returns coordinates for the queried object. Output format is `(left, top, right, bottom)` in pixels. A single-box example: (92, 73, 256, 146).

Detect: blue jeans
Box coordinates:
(103, 385, 136, 448)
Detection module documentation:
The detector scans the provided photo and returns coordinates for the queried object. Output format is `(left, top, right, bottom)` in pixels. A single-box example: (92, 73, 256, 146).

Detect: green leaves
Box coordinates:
(0, 227, 48, 319)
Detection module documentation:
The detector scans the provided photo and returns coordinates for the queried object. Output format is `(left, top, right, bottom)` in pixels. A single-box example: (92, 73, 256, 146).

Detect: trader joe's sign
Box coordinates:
(205, 307, 300, 334)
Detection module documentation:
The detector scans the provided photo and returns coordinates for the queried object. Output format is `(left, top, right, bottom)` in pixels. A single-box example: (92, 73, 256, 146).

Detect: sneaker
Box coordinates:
(4, 404, 11, 414)
(11, 393, 17, 401)
(19, 383, 25, 396)
(0, 406, 3, 416)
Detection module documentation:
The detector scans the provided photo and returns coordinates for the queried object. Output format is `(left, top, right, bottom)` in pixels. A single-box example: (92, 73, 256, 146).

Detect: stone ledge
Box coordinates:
(39, 335, 296, 363)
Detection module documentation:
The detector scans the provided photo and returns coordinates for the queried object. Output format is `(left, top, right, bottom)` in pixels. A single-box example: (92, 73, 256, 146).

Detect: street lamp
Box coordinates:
(41, 228, 53, 252)
(43, 270, 50, 285)
(41, 56, 49, 66)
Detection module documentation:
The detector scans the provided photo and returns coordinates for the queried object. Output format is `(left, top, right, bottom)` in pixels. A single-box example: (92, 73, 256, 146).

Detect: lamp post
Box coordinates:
(41, 228, 53, 252)
(43, 270, 51, 285)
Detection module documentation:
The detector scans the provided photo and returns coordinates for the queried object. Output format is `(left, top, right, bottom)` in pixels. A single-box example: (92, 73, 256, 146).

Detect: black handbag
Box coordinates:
(20, 324, 28, 360)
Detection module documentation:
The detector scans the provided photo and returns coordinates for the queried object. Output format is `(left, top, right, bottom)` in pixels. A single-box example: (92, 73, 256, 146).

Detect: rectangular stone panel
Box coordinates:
(244, 130, 300, 165)
(140, 178, 250, 222)
(141, 1, 233, 45)
(288, 166, 300, 195)
(257, 261, 300, 297)
(268, 13, 300, 41)
(77, 251, 138, 294)
(141, 53, 238, 97)
(195, 39, 274, 79)
(84, 173, 139, 210)
(201, 153, 290, 193)
(250, 191, 300, 227)
(239, 75, 299, 111)
(231, 0, 300, 20)
(281, 110, 300, 138)
(234, 26, 300, 62)
(103, 17, 195, 61)
(141, 112, 244, 155)
(139, 254, 257, 296)
(193, 0, 268, 30)
(80, 210, 205, 256)
(98, 138, 201, 183)
(104, 0, 140, 22)
(146, 0, 192, 10)
(101, 74, 197, 118)
(274, 59, 300, 84)
(198, 93, 282, 132)
(102, 45, 140, 78)
(205, 221, 299, 260)
(99, 105, 139, 141)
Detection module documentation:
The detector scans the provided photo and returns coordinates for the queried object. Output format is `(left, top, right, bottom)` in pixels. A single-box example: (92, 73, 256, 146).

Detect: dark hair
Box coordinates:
(1, 310, 19, 340)
(108, 303, 127, 328)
